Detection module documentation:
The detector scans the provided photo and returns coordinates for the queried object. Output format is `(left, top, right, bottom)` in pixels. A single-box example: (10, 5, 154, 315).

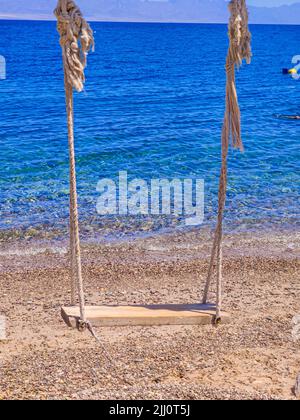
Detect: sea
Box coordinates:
(0, 20, 299, 241)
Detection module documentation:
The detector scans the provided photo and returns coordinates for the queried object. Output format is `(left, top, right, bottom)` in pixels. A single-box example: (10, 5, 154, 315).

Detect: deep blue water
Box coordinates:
(0, 21, 299, 238)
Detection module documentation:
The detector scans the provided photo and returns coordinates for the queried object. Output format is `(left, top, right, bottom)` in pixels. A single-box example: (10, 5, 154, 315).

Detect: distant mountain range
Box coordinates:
(0, 0, 299, 24)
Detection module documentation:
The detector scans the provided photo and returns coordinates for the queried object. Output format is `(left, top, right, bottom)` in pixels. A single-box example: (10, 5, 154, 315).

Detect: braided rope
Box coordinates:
(202, 0, 251, 322)
(55, 0, 94, 323)
(55, 0, 94, 92)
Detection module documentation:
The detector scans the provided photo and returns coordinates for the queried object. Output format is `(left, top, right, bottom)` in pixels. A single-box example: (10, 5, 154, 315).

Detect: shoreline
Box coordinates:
(0, 216, 299, 249)
(0, 225, 299, 268)
(0, 228, 299, 399)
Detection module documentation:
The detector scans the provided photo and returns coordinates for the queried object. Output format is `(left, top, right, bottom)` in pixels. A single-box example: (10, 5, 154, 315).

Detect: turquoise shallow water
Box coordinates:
(0, 21, 299, 238)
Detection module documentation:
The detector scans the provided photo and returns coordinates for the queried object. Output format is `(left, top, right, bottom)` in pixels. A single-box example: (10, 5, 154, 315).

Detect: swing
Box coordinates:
(55, 0, 251, 330)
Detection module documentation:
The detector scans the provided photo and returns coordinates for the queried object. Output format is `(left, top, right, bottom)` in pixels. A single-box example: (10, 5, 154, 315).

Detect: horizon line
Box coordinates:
(0, 15, 300, 26)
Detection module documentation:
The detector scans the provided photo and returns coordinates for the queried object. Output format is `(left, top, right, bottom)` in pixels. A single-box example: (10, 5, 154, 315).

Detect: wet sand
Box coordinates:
(0, 229, 299, 400)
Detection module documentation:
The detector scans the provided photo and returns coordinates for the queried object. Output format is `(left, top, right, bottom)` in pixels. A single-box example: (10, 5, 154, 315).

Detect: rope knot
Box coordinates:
(55, 0, 94, 92)
(77, 319, 88, 332)
(225, 0, 252, 151)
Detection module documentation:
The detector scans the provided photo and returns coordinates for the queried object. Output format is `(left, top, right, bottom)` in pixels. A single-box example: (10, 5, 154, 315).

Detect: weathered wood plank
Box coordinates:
(61, 304, 230, 328)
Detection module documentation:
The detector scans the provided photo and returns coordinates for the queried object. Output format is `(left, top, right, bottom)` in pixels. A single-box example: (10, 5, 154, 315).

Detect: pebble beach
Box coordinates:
(0, 229, 299, 400)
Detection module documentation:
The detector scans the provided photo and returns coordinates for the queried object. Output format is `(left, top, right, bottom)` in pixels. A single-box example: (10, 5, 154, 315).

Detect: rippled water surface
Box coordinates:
(0, 21, 299, 238)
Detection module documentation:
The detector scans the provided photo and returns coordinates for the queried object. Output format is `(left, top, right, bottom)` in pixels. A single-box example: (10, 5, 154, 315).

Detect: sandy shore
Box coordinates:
(0, 229, 299, 400)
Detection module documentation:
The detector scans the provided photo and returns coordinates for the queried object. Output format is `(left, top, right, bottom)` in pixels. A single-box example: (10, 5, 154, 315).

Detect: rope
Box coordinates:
(55, 0, 94, 93)
(202, 0, 251, 322)
(55, 0, 94, 323)
(83, 321, 134, 386)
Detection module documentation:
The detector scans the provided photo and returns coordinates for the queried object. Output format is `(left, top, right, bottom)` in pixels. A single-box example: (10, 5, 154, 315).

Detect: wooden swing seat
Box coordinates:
(61, 304, 230, 328)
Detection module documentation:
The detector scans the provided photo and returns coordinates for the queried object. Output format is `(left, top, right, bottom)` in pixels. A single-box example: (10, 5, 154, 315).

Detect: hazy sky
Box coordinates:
(0, 0, 299, 24)
(248, 0, 298, 5)
(151, 0, 298, 4)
